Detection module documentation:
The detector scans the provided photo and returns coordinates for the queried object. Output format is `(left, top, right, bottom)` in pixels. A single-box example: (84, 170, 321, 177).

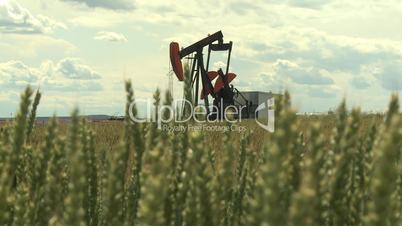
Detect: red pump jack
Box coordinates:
(170, 31, 250, 120)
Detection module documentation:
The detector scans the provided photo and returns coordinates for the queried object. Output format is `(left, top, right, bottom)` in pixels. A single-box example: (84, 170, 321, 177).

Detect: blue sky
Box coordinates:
(1, 0, 402, 116)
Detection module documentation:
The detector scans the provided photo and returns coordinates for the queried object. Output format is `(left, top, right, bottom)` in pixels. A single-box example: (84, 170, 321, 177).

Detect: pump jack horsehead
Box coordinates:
(170, 31, 251, 120)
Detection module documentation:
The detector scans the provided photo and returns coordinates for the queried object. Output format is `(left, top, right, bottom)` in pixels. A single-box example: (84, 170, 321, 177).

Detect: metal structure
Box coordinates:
(167, 67, 174, 97)
(169, 31, 250, 119)
(235, 91, 274, 119)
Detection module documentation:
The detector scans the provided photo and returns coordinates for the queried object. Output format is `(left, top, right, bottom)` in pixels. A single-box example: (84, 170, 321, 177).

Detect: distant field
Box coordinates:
(0, 85, 400, 226)
(11, 113, 384, 153)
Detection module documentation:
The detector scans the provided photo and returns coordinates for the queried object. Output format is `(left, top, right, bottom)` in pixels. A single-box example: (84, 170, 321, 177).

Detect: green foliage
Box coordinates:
(0, 85, 401, 226)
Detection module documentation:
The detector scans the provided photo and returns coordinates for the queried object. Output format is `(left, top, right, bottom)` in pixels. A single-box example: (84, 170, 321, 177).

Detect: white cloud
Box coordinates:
(0, 59, 102, 91)
(43, 58, 101, 80)
(275, 0, 333, 9)
(272, 59, 334, 85)
(350, 76, 371, 89)
(0, 0, 66, 34)
(236, 58, 333, 87)
(0, 35, 77, 58)
(372, 61, 402, 91)
(306, 86, 339, 98)
(94, 31, 127, 42)
(61, 0, 135, 10)
(0, 61, 41, 88)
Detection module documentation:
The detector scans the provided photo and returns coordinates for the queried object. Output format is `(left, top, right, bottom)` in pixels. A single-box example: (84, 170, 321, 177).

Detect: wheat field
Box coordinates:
(0, 82, 401, 226)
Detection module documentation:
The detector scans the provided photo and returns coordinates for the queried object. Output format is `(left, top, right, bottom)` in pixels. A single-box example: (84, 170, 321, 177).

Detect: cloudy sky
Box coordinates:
(1, 0, 402, 116)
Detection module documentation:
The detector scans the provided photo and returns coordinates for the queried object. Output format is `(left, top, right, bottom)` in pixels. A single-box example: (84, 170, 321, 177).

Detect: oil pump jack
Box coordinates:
(170, 31, 250, 120)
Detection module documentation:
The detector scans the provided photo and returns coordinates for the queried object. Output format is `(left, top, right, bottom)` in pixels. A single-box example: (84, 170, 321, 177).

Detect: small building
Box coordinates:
(235, 91, 276, 119)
